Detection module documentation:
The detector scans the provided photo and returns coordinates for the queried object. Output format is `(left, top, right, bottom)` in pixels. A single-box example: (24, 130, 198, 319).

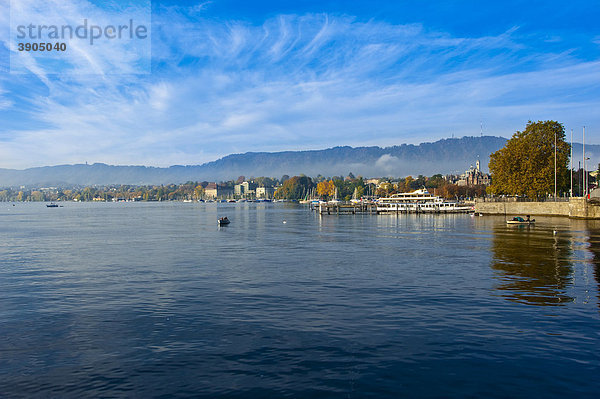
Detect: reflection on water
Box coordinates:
(586, 221, 600, 310)
(491, 223, 574, 306)
(2, 204, 600, 397)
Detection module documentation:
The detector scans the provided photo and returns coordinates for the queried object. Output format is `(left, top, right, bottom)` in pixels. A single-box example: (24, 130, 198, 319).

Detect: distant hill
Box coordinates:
(0, 136, 598, 187)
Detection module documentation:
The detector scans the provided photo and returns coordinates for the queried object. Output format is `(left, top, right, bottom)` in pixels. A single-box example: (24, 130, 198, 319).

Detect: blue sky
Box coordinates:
(0, 0, 599, 168)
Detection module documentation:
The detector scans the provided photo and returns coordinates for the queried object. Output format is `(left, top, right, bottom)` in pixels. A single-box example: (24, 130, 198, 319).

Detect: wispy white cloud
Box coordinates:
(0, 9, 598, 169)
(7, 0, 151, 77)
(0, 88, 13, 109)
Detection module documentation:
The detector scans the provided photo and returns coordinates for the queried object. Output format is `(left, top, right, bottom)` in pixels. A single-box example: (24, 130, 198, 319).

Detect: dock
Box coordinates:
(312, 202, 473, 215)
(311, 202, 378, 215)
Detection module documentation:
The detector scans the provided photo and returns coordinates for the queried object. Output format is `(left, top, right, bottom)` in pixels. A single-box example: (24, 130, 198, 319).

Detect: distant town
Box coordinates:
(0, 159, 595, 203)
(2, 121, 599, 204)
(0, 161, 485, 202)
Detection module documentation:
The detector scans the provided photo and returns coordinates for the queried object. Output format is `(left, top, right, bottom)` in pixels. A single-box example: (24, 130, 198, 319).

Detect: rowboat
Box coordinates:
(218, 217, 230, 226)
(506, 216, 535, 225)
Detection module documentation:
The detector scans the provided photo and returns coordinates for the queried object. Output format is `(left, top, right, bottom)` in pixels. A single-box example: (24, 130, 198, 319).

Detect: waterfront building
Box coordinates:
(234, 184, 244, 196)
(234, 181, 258, 198)
(204, 183, 234, 199)
(256, 186, 274, 199)
(455, 159, 491, 187)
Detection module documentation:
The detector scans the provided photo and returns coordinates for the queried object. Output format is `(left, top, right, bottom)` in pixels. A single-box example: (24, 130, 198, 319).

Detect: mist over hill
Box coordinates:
(1, 136, 597, 187)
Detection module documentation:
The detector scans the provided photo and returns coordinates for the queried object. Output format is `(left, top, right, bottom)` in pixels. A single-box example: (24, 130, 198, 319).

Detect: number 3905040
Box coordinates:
(18, 43, 67, 52)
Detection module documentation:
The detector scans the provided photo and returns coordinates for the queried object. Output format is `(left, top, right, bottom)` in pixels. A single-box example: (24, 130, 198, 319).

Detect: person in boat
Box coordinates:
(511, 216, 524, 222)
(526, 215, 531, 222)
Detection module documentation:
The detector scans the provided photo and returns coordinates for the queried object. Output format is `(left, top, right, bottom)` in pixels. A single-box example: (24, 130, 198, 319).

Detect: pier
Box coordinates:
(312, 202, 378, 215)
(311, 202, 473, 215)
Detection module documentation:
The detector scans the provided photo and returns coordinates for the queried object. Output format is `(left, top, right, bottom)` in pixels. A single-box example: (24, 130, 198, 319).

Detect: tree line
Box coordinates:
(273, 174, 486, 200)
(0, 183, 206, 202)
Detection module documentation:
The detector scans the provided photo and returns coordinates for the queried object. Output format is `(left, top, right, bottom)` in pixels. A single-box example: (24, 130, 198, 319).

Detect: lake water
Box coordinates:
(1, 202, 599, 397)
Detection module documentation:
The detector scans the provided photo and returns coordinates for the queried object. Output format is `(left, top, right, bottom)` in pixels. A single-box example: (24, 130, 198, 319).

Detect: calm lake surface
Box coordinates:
(1, 202, 599, 398)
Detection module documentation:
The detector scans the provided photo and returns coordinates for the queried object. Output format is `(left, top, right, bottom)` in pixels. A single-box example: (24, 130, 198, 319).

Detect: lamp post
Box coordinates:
(570, 128, 573, 197)
(585, 157, 591, 198)
(579, 161, 582, 196)
(583, 126, 586, 197)
(554, 128, 557, 200)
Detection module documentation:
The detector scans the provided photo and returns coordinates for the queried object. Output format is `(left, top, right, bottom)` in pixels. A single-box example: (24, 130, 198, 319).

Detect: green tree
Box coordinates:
(426, 174, 446, 189)
(488, 120, 570, 199)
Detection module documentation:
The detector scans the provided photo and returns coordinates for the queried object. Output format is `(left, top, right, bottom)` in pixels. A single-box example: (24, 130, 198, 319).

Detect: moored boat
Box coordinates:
(506, 216, 535, 225)
(376, 189, 472, 213)
(218, 217, 230, 226)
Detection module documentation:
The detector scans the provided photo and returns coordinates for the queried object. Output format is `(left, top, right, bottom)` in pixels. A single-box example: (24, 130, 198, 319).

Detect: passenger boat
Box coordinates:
(376, 189, 472, 213)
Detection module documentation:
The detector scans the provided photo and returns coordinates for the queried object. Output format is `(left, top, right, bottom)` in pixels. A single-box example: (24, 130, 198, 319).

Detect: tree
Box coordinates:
(376, 182, 394, 197)
(426, 174, 446, 189)
(274, 176, 314, 199)
(404, 176, 414, 191)
(316, 180, 335, 199)
(194, 185, 204, 200)
(488, 120, 570, 199)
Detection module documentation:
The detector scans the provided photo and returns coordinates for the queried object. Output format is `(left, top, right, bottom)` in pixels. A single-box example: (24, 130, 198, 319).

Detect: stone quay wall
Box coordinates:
(474, 198, 600, 219)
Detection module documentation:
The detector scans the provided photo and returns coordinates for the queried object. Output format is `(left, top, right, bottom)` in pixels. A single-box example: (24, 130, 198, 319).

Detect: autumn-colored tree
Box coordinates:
(317, 180, 336, 199)
(395, 180, 407, 193)
(375, 182, 394, 197)
(404, 176, 414, 191)
(194, 185, 204, 199)
(30, 191, 44, 201)
(488, 121, 570, 199)
(274, 176, 314, 199)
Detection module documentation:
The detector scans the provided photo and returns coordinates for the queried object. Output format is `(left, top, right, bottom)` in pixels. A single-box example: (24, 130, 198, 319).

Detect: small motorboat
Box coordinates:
(506, 216, 535, 225)
(46, 203, 59, 208)
(218, 217, 230, 226)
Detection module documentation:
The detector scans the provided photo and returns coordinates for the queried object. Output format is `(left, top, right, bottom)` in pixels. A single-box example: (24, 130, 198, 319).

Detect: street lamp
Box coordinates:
(554, 128, 557, 200)
(583, 126, 586, 197)
(585, 157, 591, 198)
(579, 161, 582, 197)
(570, 128, 573, 197)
